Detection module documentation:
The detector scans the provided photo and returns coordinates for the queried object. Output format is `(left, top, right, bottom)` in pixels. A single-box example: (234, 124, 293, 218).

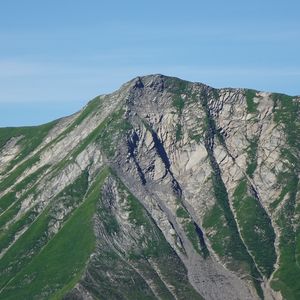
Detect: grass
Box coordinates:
(0, 94, 102, 183)
(0, 104, 93, 191)
(48, 96, 102, 145)
(150, 255, 204, 300)
(269, 93, 300, 299)
(126, 260, 175, 300)
(273, 93, 299, 166)
(69, 96, 101, 129)
(0, 205, 53, 290)
(0, 193, 16, 215)
(99, 204, 120, 236)
(246, 138, 258, 178)
(164, 76, 190, 115)
(0, 165, 51, 237)
(127, 194, 149, 226)
(245, 89, 258, 113)
(175, 123, 183, 141)
(210, 174, 250, 263)
(0, 207, 39, 256)
(203, 203, 229, 257)
(271, 173, 300, 299)
(201, 97, 263, 297)
(0, 157, 204, 299)
(212, 88, 219, 100)
(0, 168, 108, 300)
(97, 109, 132, 157)
(0, 94, 101, 181)
(0, 121, 57, 152)
(87, 172, 203, 299)
(0, 171, 89, 289)
(0, 165, 49, 214)
(233, 180, 276, 277)
(0, 96, 98, 152)
(185, 221, 209, 258)
(48, 105, 127, 178)
(165, 76, 190, 95)
(48, 121, 105, 177)
(0, 155, 40, 192)
(112, 179, 172, 258)
(190, 133, 203, 143)
(172, 96, 185, 115)
(176, 206, 208, 257)
(202, 199, 263, 297)
(0, 120, 58, 173)
(270, 171, 298, 210)
(176, 206, 189, 218)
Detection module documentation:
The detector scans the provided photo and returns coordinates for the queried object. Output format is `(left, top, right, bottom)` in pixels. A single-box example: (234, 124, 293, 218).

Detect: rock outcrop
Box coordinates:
(0, 75, 299, 300)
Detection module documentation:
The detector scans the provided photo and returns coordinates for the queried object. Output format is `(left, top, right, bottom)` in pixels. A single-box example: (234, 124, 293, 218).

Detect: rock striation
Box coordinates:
(0, 75, 299, 300)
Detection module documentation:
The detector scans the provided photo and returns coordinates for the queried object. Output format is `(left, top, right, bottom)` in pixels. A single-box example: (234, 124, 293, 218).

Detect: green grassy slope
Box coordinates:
(0, 77, 299, 299)
(0, 166, 202, 299)
(270, 94, 300, 299)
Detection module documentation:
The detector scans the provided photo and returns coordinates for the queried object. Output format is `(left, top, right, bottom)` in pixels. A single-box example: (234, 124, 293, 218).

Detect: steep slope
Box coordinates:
(0, 75, 299, 300)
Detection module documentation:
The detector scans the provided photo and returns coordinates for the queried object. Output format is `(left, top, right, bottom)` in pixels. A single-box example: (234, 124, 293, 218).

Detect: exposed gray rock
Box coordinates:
(0, 74, 299, 300)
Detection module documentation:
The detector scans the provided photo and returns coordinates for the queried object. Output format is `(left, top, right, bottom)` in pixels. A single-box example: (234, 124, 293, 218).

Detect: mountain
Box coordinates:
(0, 74, 299, 300)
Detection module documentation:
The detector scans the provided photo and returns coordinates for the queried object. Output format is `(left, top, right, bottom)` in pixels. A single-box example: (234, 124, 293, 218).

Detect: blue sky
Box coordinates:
(1, 0, 300, 126)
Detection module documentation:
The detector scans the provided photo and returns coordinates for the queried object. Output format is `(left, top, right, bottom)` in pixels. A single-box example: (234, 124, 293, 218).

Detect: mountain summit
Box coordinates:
(0, 75, 299, 300)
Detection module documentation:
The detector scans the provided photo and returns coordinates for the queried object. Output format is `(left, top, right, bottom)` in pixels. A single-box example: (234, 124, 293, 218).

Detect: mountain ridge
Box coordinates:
(1, 74, 299, 129)
(0, 74, 299, 300)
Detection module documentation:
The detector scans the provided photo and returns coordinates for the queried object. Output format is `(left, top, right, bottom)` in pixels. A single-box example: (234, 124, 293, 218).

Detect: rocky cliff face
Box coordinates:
(0, 75, 299, 300)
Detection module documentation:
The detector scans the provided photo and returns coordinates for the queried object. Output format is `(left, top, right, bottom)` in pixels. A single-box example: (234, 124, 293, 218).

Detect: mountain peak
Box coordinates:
(0, 76, 299, 300)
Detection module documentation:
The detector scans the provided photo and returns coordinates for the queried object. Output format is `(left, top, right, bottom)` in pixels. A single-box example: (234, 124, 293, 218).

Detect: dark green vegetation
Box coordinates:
(167, 77, 189, 115)
(202, 177, 263, 298)
(246, 137, 259, 178)
(0, 164, 49, 214)
(97, 109, 132, 157)
(201, 92, 264, 297)
(270, 93, 300, 299)
(233, 180, 276, 277)
(69, 96, 102, 129)
(0, 121, 58, 171)
(0, 169, 92, 299)
(176, 205, 209, 257)
(172, 96, 185, 114)
(169, 80, 189, 143)
(176, 206, 189, 218)
(0, 162, 202, 299)
(0, 96, 103, 195)
(273, 93, 299, 167)
(0, 75, 299, 299)
(271, 174, 300, 300)
(165, 76, 190, 96)
(83, 175, 203, 300)
(245, 89, 258, 113)
(175, 123, 183, 141)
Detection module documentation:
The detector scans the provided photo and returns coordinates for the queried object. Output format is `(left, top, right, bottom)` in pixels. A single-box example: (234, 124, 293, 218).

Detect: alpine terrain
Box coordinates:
(0, 74, 299, 300)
